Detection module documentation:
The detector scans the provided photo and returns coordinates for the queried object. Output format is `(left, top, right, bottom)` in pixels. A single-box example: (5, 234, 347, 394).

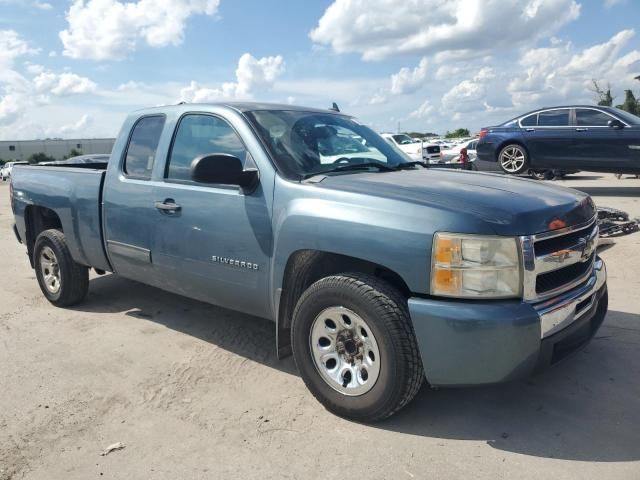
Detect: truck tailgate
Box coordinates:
(12, 166, 111, 272)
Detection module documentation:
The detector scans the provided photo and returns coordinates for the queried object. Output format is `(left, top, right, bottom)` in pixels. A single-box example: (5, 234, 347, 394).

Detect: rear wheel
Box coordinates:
(291, 273, 424, 421)
(498, 144, 528, 174)
(34, 229, 89, 306)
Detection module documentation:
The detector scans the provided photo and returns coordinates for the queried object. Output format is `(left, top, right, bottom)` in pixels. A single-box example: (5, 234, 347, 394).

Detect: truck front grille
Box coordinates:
(535, 253, 594, 295)
(522, 218, 598, 301)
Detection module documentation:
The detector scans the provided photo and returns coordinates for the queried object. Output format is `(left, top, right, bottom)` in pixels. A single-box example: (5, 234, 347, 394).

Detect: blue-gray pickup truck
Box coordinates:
(10, 103, 607, 421)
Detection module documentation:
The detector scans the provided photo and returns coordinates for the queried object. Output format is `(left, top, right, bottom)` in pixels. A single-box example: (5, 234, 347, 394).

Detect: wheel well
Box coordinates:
(276, 250, 410, 358)
(24, 205, 62, 267)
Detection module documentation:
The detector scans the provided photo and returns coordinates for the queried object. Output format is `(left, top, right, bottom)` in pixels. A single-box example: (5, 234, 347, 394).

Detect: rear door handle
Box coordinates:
(525, 128, 535, 132)
(155, 199, 181, 214)
(575, 128, 588, 132)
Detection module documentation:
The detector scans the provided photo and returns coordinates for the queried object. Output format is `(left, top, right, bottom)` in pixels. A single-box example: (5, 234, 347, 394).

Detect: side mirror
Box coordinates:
(608, 119, 624, 129)
(190, 154, 259, 191)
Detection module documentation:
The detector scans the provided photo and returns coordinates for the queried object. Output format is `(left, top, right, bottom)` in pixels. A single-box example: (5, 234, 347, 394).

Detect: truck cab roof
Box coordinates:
(134, 102, 351, 117)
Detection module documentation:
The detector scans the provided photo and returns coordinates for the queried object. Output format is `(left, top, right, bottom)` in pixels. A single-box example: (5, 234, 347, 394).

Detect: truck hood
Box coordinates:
(313, 169, 595, 235)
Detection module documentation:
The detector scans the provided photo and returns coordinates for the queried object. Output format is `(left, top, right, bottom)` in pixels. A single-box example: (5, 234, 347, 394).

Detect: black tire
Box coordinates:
(291, 273, 424, 421)
(34, 229, 89, 307)
(498, 144, 529, 175)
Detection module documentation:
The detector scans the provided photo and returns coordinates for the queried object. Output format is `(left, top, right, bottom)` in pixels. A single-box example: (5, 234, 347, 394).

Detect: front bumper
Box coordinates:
(408, 257, 607, 386)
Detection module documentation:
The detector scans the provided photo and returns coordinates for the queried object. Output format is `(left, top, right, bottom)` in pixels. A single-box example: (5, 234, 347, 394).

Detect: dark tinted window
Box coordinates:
(167, 114, 246, 181)
(124, 115, 165, 179)
(576, 109, 613, 126)
(613, 108, 640, 125)
(520, 114, 537, 126)
(538, 109, 569, 127)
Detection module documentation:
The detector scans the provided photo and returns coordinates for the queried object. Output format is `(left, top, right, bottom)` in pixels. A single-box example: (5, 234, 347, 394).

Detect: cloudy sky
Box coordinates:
(0, 0, 639, 139)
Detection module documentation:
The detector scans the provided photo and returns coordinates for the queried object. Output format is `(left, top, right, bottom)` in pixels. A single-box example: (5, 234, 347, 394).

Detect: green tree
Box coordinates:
(591, 79, 614, 106)
(27, 152, 56, 164)
(0, 158, 5, 166)
(64, 148, 83, 159)
(445, 128, 470, 139)
(405, 131, 438, 138)
(616, 89, 638, 115)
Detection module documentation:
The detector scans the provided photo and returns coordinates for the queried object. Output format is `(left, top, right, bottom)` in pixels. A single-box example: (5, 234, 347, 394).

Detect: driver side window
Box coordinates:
(166, 114, 247, 182)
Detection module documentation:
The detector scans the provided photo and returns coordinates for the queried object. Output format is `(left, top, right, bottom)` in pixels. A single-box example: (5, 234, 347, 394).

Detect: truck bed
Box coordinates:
(12, 165, 111, 272)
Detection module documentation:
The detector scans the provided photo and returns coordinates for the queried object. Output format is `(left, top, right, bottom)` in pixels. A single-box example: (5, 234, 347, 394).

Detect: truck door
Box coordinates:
(103, 115, 166, 283)
(151, 113, 273, 318)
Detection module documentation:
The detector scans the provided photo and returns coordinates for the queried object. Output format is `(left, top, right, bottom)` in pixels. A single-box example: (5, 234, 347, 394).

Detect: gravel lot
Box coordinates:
(1, 174, 639, 480)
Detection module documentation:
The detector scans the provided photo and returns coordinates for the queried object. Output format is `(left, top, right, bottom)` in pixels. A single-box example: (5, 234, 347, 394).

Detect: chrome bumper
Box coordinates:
(534, 257, 607, 338)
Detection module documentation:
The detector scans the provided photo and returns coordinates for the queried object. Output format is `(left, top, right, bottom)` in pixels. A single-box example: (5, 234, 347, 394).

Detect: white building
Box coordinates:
(0, 138, 115, 162)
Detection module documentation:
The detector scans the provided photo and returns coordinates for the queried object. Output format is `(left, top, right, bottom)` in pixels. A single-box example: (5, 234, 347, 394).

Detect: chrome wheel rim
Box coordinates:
(309, 306, 381, 396)
(500, 146, 525, 173)
(40, 246, 61, 294)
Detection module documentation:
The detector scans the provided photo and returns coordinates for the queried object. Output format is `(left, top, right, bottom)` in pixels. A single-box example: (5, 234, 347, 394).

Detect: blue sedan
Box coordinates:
(476, 105, 640, 175)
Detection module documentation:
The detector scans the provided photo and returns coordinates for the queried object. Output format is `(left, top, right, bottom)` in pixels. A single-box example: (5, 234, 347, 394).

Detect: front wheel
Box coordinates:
(498, 144, 528, 174)
(34, 229, 89, 307)
(291, 273, 424, 421)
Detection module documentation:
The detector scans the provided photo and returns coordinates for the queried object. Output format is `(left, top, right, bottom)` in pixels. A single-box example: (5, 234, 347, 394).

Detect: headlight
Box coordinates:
(431, 233, 521, 299)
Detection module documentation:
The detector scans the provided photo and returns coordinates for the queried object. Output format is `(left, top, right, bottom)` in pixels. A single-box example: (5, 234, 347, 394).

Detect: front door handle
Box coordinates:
(575, 128, 588, 132)
(525, 128, 535, 132)
(155, 199, 181, 214)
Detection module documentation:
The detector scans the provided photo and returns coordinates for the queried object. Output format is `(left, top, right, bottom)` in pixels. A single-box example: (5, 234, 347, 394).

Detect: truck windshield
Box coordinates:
(244, 110, 411, 180)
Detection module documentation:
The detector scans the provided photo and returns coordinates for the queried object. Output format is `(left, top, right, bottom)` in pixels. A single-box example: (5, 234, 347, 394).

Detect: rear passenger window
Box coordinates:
(520, 114, 537, 126)
(124, 115, 165, 179)
(576, 109, 613, 126)
(167, 114, 247, 182)
(538, 110, 569, 127)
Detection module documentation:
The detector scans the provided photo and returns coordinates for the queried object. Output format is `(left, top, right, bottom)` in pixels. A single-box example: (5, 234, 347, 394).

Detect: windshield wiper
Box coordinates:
(302, 162, 396, 180)
(394, 161, 427, 170)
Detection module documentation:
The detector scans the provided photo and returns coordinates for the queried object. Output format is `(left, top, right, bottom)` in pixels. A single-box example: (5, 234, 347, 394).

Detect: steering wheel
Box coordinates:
(332, 157, 351, 165)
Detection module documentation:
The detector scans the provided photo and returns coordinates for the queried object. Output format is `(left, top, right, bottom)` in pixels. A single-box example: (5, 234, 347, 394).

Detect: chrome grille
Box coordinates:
(521, 217, 598, 302)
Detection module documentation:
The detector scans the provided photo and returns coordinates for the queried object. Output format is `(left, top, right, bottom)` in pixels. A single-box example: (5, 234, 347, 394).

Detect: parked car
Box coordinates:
(1, 161, 28, 181)
(441, 139, 478, 163)
(477, 105, 640, 175)
(11, 102, 607, 421)
(380, 133, 442, 163)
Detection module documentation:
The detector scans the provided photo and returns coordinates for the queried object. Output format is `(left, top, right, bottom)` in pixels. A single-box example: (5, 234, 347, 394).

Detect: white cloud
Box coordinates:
(0, 29, 39, 68)
(368, 90, 387, 105)
(390, 57, 428, 95)
(604, 0, 626, 7)
(508, 29, 640, 108)
(33, 71, 97, 96)
(410, 100, 433, 119)
(0, 94, 23, 125)
(25, 63, 45, 75)
(310, 0, 580, 61)
(59, 0, 220, 60)
(179, 53, 285, 102)
(117, 80, 146, 91)
(34, 1, 53, 9)
(48, 114, 92, 136)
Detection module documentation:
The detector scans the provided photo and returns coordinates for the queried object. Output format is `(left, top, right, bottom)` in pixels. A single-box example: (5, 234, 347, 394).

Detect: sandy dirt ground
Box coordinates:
(0, 173, 639, 480)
